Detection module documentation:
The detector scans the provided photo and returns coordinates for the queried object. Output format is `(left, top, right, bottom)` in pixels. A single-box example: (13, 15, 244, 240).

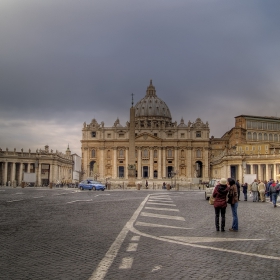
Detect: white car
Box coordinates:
(205, 179, 220, 200)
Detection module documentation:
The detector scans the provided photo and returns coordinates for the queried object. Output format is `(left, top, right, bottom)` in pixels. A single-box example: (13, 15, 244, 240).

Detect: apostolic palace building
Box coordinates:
(81, 80, 280, 186)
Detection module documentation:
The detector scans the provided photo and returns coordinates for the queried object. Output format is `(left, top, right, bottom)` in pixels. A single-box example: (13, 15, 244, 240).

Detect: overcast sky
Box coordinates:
(1, 0, 280, 156)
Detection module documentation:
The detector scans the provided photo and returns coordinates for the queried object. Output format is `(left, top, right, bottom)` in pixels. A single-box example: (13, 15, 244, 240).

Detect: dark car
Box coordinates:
(78, 180, 106, 191)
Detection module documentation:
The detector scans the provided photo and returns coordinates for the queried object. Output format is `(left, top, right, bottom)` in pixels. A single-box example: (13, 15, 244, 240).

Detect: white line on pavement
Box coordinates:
(66, 199, 93, 204)
(146, 202, 176, 206)
(7, 199, 24, 203)
(140, 212, 185, 221)
(126, 243, 138, 252)
(135, 221, 193, 230)
(119, 257, 134, 269)
(148, 199, 173, 203)
(33, 196, 44, 199)
(131, 236, 140, 241)
(144, 206, 179, 212)
(88, 194, 150, 280)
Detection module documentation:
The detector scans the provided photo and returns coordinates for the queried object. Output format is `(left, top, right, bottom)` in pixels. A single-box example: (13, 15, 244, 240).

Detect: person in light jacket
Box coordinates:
(258, 181, 266, 202)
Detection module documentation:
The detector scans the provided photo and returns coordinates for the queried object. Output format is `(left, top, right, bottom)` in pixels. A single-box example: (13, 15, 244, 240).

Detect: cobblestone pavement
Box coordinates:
(1, 187, 280, 280)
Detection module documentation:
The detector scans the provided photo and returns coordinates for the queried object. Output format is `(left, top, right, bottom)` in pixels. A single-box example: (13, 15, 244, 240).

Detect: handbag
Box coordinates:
(209, 195, 215, 205)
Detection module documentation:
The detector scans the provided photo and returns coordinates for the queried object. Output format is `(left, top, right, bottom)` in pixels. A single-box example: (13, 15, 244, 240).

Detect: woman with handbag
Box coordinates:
(212, 178, 229, 232)
(227, 178, 239, 232)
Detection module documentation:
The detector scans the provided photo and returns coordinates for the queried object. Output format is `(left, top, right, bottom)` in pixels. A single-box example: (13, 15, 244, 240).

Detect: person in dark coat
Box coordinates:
(236, 180, 241, 201)
(242, 182, 248, 201)
(213, 178, 230, 232)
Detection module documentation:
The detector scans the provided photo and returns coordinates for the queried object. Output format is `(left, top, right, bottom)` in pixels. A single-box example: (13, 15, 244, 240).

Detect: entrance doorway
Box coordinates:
(143, 166, 148, 178)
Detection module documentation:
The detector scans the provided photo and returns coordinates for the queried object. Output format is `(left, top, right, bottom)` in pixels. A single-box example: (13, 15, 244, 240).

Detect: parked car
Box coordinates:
(78, 180, 106, 191)
(205, 179, 220, 200)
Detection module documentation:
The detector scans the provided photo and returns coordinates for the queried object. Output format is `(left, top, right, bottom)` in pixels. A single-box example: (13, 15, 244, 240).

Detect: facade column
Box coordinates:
(125, 148, 129, 179)
(100, 148, 105, 180)
(162, 148, 166, 178)
(204, 147, 209, 179)
(137, 148, 141, 179)
(4, 161, 8, 186)
(187, 147, 192, 178)
(174, 147, 178, 173)
(27, 163, 31, 173)
(158, 148, 162, 179)
(250, 164, 253, 175)
(49, 163, 53, 184)
(113, 148, 117, 179)
(149, 148, 154, 179)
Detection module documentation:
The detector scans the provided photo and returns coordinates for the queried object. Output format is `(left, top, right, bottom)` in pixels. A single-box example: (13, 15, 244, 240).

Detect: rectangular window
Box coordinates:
(181, 133, 185, 138)
(246, 146, 249, 151)
(91, 132, 96, 137)
(119, 133, 125, 138)
(107, 133, 111, 138)
(196, 131, 201, 137)
(154, 133, 158, 137)
(167, 133, 172, 138)
(265, 145, 268, 150)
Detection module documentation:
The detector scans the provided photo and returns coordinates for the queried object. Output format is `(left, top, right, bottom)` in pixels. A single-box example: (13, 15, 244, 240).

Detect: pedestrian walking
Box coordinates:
(145, 180, 148, 189)
(242, 182, 248, 201)
(227, 178, 238, 232)
(236, 180, 241, 201)
(212, 178, 229, 232)
(258, 180, 266, 202)
(251, 179, 259, 202)
(269, 180, 279, 207)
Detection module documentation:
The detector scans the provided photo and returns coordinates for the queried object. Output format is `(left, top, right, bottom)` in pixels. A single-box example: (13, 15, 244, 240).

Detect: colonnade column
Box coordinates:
(238, 164, 242, 183)
(265, 164, 269, 181)
(158, 148, 162, 179)
(113, 148, 117, 179)
(11, 162, 16, 185)
(37, 163, 41, 186)
(149, 148, 154, 179)
(174, 147, 178, 173)
(4, 161, 8, 186)
(19, 163, 23, 185)
(273, 164, 277, 180)
(250, 164, 253, 175)
(49, 164, 53, 183)
(162, 148, 166, 178)
(137, 148, 141, 179)
(27, 163, 30, 173)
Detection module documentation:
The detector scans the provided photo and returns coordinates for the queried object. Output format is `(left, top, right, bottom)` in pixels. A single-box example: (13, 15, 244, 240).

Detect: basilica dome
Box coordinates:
(134, 80, 172, 121)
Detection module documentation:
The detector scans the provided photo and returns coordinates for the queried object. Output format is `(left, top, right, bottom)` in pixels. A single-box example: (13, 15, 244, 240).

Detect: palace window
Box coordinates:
(258, 133, 262, 141)
(247, 132, 252, 140)
(181, 133, 185, 138)
(196, 131, 201, 138)
(253, 132, 257, 140)
(119, 133, 125, 138)
(154, 150, 158, 158)
(91, 149, 96, 158)
(91, 131, 96, 137)
(119, 149, 124, 158)
(107, 133, 111, 138)
(274, 134, 278, 142)
(167, 149, 173, 158)
(264, 133, 268, 141)
(258, 122, 263, 129)
(269, 134, 273, 141)
(247, 121, 252, 129)
(268, 123, 273, 130)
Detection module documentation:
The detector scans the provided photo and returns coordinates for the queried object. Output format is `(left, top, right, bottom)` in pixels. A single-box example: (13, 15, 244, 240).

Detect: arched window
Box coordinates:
(91, 149, 96, 158)
(167, 149, 173, 157)
(247, 132, 252, 140)
(258, 133, 262, 141)
(154, 150, 158, 158)
(264, 133, 268, 141)
(274, 134, 278, 142)
(196, 149, 201, 158)
(253, 132, 257, 140)
(269, 134, 273, 141)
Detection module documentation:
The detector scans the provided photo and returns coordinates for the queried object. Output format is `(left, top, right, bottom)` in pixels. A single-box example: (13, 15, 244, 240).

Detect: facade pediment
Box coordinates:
(135, 132, 161, 141)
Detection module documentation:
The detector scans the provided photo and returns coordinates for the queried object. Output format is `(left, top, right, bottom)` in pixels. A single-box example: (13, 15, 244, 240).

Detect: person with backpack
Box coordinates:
(269, 180, 279, 207)
(227, 178, 239, 232)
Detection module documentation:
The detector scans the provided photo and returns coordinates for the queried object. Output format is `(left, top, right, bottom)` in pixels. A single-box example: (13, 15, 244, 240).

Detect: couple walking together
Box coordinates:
(212, 178, 238, 232)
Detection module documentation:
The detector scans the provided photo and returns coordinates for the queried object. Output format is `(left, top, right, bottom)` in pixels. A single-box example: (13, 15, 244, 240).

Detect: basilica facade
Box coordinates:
(81, 80, 210, 185)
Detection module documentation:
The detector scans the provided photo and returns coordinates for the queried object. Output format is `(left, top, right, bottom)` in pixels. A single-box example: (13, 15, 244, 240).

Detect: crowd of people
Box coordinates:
(211, 177, 280, 232)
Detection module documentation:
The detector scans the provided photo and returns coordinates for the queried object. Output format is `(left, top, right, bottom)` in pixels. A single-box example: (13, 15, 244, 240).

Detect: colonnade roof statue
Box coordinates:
(134, 79, 172, 122)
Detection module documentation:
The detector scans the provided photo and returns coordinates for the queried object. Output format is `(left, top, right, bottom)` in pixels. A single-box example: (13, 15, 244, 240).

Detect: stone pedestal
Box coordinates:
(127, 165, 136, 187)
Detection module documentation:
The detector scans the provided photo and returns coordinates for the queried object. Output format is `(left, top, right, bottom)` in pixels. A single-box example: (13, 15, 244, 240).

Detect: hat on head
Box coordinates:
(220, 178, 227, 185)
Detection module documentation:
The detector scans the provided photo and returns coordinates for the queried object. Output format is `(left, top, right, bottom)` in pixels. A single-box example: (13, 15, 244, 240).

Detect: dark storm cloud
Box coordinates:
(1, 0, 280, 154)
